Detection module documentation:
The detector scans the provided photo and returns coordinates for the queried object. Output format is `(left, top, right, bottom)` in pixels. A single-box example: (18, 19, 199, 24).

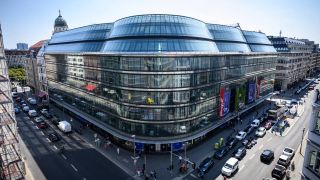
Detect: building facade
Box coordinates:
(45, 14, 277, 151)
(4, 50, 29, 68)
(16, 43, 28, 50)
(268, 36, 314, 91)
(0, 25, 24, 179)
(302, 95, 320, 179)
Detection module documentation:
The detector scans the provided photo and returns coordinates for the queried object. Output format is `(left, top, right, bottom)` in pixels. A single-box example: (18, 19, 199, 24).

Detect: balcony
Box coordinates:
(0, 92, 11, 105)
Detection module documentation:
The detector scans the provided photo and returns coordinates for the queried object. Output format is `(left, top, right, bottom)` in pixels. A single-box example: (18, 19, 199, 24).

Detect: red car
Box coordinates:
(37, 122, 48, 129)
(264, 121, 272, 130)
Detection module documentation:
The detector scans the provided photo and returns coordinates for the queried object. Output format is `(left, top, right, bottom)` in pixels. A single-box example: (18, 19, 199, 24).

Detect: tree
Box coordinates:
(8, 67, 26, 82)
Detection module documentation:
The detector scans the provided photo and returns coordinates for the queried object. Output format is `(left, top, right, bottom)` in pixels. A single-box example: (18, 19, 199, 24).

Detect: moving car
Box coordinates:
(197, 157, 214, 178)
(51, 115, 60, 125)
(271, 164, 286, 179)
(28, 110, 38, 117)
(233, 147, 246, 160)
(226, 137, 238, 150)
(40, 109, 48, 114)
(214, 146, 229, 159)
(34, 117, 44, 123)
(36, 122, 48, 129)
(235, 131, 247, 140)
(58, 121, 72, 133)
(251, 119, 260, 128)
(255, 127, 266, 137)
(221, 157, 239, 177)
(244, 125, 254, 134)
(260, 149, 274, 164)
(282, 147, 295, 159)
(277, 154, 291, 167)
(48, 133, 60, 142)
(14, 107, 20, 114)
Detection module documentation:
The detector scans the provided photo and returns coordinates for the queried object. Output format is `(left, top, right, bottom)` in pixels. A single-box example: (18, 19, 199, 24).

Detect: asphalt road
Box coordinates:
(15, 97, 132, 180)
(184, 79, 315, 180)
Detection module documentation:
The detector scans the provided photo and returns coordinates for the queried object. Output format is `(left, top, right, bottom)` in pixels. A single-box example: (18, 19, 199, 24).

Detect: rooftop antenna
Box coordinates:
(279, 30, 282, 37)
(59, 9, 61, 16)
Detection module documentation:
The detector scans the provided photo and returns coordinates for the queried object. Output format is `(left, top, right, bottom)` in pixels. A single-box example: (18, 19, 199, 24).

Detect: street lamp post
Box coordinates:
(299, 128, 306, 154)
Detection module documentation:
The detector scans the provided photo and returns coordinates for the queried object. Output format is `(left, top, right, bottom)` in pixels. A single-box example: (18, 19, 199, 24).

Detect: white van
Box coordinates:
(58, 121, 72, 133)
(221, 157, 239, 177)
(28, 110, 37, 117)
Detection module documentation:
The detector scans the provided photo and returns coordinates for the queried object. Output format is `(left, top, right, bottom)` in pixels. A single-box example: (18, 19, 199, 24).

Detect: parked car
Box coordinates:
(277, 154, 291, 167)
(226, 137, 238, 150)
(233, 147, 246, 160)
(15, 97, 21, 102)
(28, 110, 38, 117)
(282, 147, 295, 159)
(235, 131, 247, 140)
(255, 127, 266, 137)
(264, 121, 273, 130)
(12, 92, 19, 98)
(243, 137, 257, 149)
(29, 99, 37, 105)
(19, 100, 25, 105)
(48, 133, 60, 142)
(40, 109, 48, 114)
(214, 146, 229, 159)
(244, 125, 255, 134)
(37, 122, 48, 129)
(22, 106, 30, 112)
(14, 107, 20, 114)
(197, 157, 214, 178)
(221, 157, 239, 177)
(271, 164, 286, 179)
(251, 119, 260, 128)
(34, 117, 44, 123)
(21, 103, 27, 108)
(260, 149, 274, 164)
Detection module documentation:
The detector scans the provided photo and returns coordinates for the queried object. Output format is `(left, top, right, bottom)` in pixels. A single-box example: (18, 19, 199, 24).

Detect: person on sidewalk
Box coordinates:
(117, 148, 120, 155)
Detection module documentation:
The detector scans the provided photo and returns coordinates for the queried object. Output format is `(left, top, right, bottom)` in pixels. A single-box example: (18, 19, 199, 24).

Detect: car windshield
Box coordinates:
(238, 132, 244, 136)
(224, 163, 233, 169)
(284, 148, 293, 153)
(200, 159, 211, 168)
(263, 150, 270, 155)
(275, 164, 285, 170)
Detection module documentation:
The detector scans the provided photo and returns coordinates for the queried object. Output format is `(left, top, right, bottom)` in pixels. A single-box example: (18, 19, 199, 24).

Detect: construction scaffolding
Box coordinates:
(0, 25, 24, 179)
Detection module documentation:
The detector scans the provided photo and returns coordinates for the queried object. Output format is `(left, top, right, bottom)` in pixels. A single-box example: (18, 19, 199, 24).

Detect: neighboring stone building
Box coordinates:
(268, 36, 315, 91)
(4, 49, 29, 68)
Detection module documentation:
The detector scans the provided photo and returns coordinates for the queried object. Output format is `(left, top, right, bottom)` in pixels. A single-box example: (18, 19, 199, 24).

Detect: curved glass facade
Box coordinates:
(45, 14, 277, 144)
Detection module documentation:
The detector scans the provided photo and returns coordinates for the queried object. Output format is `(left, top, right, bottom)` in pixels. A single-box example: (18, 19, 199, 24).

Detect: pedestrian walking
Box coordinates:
(117, 147, 120, 155)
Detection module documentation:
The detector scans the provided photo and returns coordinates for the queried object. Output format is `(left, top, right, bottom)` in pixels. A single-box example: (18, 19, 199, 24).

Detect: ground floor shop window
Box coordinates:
(307, 149, 320, 176)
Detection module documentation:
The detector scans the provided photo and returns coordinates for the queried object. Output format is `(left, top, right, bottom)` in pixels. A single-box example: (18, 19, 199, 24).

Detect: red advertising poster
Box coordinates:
(219, 88, 224, 117)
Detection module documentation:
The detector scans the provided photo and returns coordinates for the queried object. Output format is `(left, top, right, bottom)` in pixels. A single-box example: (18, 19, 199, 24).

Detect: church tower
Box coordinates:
(53, 10, 68, 34)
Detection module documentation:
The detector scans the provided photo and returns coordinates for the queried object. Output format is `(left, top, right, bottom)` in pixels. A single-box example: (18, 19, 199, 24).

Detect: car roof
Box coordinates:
(226, 157, 238, 164)
(279, 154, 289, 159)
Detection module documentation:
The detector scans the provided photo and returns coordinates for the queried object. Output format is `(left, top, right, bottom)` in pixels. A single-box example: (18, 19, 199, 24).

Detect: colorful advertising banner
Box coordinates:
(247, 82, 256, 103)
(220, 88, 231, 117)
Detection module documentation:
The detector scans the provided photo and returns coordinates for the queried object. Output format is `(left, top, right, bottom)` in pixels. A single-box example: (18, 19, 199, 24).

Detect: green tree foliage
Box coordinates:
(8, 67, 26, 81)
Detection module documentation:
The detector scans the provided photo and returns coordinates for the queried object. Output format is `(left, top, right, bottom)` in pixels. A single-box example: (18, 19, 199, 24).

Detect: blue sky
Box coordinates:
(0, 0, 319, 49)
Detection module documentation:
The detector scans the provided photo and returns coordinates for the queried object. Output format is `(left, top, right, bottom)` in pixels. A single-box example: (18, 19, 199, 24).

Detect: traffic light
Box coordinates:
(192, 162, 196, 169)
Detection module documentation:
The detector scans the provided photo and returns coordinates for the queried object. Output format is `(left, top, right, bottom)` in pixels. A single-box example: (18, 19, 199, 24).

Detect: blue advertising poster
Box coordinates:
(223, 90, 231, 115)
(172, 142, 183, 151)
(248, 82, 256, 103)
(135, 142, 144, 151)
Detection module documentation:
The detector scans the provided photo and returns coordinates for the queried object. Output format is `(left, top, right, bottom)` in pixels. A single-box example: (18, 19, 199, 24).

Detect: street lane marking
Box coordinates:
(249, 154, 255, 160)
(53, 145, 58, 150)
(70, 164, 78, 172)
(46, 138, 50, 142)
(259, 145, 263, 150)
(35, 126, 39, 129)
(239, 165, 245, 172)
(267, 137, 272, 142)
(61, 154, 67, 160)
(41, 131, 45, 136)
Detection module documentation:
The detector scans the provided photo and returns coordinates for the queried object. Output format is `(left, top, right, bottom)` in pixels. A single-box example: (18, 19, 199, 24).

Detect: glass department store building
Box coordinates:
(45, 14, 277, 152)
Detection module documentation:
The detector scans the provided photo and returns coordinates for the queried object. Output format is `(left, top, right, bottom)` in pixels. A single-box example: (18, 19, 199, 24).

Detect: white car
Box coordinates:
(22, 106, 29, 112)
(28, 110, 37, 117)
(282, 147, 295, 159)
(34, 117, 44, 123)
(250, 119, 260, 128)
(235, 131, 247, 140)
(40, 109, 48, 114)
(221, 157, 239, 177)
(255, 127, 266, 137)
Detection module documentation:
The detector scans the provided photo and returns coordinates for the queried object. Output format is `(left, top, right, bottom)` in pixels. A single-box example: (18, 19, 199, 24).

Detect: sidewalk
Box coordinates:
(289, 131, 308, 180)
(49, 100, 273, 180)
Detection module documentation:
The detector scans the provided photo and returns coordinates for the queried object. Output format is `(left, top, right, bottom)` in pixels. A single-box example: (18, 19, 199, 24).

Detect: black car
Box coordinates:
(260, 149, 274, 164)
(214, 146, 228, 159)
(233, 147, 246, 160)
(271, 164, 286, 179)
(197, 157, 214, 178)
(48, 133, 60, 142)
(244, 125, 254, 134)
(51, 115, 60, 125)
(226, 137, 238, 149)
(43, 111, 53, 119)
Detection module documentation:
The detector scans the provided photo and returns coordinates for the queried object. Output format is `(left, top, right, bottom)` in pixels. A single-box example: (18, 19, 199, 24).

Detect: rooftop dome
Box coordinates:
(54, 10, 68, 27)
